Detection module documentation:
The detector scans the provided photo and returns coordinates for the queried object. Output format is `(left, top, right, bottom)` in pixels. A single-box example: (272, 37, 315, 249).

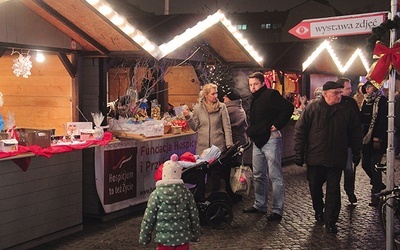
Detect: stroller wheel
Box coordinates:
(205, 201, 233, 229)
(207, 191, 233, 207)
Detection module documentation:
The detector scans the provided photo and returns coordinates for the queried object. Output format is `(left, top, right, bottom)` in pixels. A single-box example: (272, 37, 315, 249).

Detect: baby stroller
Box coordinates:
(181, 141, 250, 229)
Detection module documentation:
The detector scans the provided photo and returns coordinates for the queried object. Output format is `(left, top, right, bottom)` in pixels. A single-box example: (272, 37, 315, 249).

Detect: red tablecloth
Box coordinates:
(1, 132, 113, 171)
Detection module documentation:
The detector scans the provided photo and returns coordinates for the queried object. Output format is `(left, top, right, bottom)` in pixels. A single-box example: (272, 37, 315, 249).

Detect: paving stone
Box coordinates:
(32, 161, 400, 250)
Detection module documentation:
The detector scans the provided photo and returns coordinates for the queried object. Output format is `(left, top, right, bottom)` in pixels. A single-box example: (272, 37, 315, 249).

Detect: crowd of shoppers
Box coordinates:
(142, 70, 393, 249)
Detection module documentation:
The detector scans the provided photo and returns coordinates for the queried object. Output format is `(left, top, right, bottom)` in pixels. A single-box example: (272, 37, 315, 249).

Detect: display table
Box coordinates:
(83, 131, 198, 220)
(0, 133, 113, 249)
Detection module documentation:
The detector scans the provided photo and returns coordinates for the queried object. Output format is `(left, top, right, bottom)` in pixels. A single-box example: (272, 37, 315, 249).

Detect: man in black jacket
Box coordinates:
(294, 81, 362, 233)
(243, 72, 294, 222)
(337, 77, 362, 206)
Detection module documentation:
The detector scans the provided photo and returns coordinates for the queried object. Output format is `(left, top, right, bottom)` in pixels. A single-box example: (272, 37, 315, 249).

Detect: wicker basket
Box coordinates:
(17, 128, 52, 148)
(171, 125, 182, 135)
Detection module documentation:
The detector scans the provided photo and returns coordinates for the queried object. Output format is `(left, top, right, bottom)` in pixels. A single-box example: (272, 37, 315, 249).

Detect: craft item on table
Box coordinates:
(150, 99, 161, 120)
(16, 128, 52, 148)
(92, 112, 105, 140)
(4, 112, 16, 140)
(66, 123, 77, 143)
(0, 139, 18, 152)
(80, 129, 95, 140)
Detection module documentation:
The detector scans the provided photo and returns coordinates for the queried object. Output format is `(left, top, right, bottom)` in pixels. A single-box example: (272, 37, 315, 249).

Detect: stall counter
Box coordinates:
(0, 133, 113, 249)
(0, 150, 83, 250)
(83, 131, 198, 220)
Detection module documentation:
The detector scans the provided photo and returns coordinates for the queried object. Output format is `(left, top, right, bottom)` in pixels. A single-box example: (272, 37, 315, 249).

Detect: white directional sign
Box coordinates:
(289, 12, 388, 39)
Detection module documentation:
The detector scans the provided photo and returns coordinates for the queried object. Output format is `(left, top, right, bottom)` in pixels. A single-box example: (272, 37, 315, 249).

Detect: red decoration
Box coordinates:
(367, 40, 400, 88)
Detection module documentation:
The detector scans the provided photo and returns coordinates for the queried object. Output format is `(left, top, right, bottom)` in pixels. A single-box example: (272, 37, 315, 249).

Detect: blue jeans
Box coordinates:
(252, 137, 284, 215)
(344, 148, 356, 196)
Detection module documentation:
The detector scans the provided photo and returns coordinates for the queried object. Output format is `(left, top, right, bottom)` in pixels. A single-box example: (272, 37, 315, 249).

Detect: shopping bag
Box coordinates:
(230, 165, 253, 195)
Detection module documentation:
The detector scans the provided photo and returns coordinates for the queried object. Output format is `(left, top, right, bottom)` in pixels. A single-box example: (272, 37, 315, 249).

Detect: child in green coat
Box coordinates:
(139, 154, 200, 249)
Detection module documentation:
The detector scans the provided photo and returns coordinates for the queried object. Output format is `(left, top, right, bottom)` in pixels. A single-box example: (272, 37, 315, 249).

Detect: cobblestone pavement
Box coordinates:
(32, 161, 400, 250)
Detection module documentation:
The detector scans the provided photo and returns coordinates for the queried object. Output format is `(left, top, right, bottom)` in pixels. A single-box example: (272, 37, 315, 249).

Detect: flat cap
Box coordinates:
(323, 81, 344, 91)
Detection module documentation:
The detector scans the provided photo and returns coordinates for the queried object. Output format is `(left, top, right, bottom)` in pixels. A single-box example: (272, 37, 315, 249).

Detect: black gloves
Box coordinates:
(373, 138, 381, 150)
(294, 153, 304, 166)
(352, 154, 361, 167)
(373, 141, 381, 150)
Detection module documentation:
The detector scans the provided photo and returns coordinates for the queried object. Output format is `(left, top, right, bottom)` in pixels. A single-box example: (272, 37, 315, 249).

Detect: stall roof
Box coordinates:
(129, 12, 264, 67)
(20, 0, 157, 58)
(19, 0, 263, 67)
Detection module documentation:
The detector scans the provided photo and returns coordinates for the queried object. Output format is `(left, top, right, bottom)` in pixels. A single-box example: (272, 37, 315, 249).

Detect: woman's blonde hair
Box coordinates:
(199, 83, 218, 101)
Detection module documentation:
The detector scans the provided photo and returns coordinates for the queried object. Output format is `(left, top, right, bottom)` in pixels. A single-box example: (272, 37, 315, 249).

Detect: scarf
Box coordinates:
(202, 99, 220, 113)
(362, 91, 381, 144)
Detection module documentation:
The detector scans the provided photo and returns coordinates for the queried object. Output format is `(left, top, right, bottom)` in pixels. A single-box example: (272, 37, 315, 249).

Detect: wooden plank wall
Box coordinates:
(107, 66, 149, 102)
(79, 58, 100, 123)
(0, 1, 71, 49)
(0, 151, 83, 249)
(0, 53, 72, 135)
(164, 65, 200, 108)
(108, 65, 200, 113)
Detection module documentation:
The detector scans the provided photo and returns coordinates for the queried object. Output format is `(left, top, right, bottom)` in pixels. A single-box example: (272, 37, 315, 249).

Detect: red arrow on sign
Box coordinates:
(289, 12, 387, 39)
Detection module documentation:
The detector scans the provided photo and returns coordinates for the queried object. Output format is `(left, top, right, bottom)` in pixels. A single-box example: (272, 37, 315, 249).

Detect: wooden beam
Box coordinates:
(0, 48, 6, 58)
(57, 52, 76, 77)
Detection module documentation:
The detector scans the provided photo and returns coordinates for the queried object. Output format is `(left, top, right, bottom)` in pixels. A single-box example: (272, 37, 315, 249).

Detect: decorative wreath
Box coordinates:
(365, 15, 400, 54)
(365, 15, 400, 88)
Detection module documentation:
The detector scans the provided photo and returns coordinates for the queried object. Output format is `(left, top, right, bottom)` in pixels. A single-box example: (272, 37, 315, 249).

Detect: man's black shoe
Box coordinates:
(325, 223, 338, 233)
(369, 196, 379, 206)
(315, 213, 324, 223)
(348, 194, 358, 205)
(242, 207, 266, 213)
(267, 212, 282, 221)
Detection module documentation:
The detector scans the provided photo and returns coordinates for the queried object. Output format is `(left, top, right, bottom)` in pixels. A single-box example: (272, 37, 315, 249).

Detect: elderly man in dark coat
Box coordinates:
(294, 81, 362, 234)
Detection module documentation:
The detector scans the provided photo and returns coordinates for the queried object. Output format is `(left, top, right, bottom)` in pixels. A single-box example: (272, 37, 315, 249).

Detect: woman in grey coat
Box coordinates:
(183, 83, 233, 193)
(183, 83, 233, 154)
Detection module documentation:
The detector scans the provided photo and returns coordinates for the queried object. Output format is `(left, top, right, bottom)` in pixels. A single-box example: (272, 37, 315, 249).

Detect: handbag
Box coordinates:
(230, 165, 253, 195)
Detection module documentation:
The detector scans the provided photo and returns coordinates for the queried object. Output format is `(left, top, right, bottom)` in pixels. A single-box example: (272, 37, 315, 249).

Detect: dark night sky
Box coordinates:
(127, 0, 390, 15)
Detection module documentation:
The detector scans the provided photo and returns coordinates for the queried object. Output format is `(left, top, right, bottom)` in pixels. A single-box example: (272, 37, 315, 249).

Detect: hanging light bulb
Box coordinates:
(36, 51, 45, 62)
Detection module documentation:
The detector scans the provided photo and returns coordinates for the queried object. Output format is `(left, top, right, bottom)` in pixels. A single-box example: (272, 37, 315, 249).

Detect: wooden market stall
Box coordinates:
(0, 0, 270, 248)
(0, 0, 163, 248)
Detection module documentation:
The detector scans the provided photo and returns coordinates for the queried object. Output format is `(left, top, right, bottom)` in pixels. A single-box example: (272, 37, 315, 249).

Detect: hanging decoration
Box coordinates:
(365, 15, 400, 88)
(11, 49, 33, 78)
(366, 40, 400, 88)
(365, 15, 400, 55)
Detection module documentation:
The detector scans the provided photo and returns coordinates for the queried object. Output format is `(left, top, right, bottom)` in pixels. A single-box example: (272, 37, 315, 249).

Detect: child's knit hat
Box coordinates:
(162, 154, 182, 180)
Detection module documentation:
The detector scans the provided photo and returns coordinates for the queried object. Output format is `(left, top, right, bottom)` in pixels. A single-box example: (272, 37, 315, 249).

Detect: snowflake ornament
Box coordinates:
(12, 53, 32, 78)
